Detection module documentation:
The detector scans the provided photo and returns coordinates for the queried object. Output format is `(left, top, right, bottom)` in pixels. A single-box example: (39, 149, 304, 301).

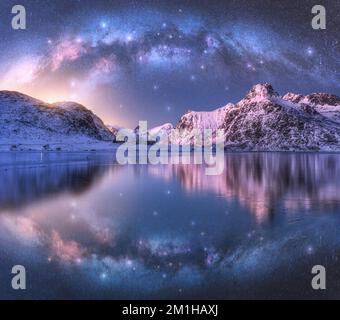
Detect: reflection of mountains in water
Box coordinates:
(148, 153, 340, 223)
(0, 154, 114, 209)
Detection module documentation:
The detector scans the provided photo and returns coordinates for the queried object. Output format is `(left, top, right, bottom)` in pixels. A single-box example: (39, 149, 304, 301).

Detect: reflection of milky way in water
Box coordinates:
(1, 152, 340, 299)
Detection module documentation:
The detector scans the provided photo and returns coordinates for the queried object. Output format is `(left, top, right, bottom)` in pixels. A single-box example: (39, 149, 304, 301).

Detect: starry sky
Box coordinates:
(0, 0, 339, 127)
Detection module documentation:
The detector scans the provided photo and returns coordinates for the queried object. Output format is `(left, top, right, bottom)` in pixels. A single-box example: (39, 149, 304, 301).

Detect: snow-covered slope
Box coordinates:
(173, 84, 340, 151)
(283, 92, 340, 124)
(148, 123, 174, 141)
(173, 104, 233, 144)
(106, 124, 124, 135)
(0, 91, 114, 150)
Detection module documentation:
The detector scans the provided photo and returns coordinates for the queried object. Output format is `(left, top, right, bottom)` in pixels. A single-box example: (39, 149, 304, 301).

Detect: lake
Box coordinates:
(0, 152, 340, 299)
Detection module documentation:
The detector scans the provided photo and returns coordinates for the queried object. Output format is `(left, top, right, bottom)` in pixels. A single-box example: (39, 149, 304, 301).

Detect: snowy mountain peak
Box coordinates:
(149, 123, 174, 137)
(176, 104, 234, 132)
(282, 92, 304, 104)
(305, 93, 340, 106)
(283, 92, 340, 106)
(244, 83, 279, 102)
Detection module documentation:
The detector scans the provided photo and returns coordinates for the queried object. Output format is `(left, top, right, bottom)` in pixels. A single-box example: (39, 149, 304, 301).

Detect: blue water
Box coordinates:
(0, 152, 340, 299)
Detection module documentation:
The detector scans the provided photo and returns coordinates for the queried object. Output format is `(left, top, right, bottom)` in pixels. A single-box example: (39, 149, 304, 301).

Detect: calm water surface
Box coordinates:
(1, 152, 340, 299)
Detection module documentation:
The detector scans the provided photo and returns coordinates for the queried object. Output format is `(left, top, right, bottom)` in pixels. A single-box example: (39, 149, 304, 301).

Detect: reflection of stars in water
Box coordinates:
(190, 220, 196, 227)
(70, 201, 77, 208)
(126, 259, 133, 267)
(153, 211, 159, 216)
(100, 272, 108, 280)
(247, 230, 256, 238)
(166, 190, 171, 195)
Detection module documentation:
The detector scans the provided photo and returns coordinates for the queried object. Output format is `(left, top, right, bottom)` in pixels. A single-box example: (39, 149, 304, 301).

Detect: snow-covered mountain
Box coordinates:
(283, 92, 340, 124)
(2, 85, 340, 152)
(173, 104, 233, 144)
(0, 91, 114, 150)
(170, 83, 340, 151)
(148, 123, 174, 141)
(106, 124, 123, 135)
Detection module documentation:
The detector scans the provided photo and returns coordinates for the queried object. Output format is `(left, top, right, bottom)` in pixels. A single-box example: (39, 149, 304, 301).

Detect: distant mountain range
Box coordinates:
(1, 84, 340, 151)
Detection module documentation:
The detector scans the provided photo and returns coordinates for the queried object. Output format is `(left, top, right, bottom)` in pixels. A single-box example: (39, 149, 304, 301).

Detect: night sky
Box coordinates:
(0, 0, 339, 127)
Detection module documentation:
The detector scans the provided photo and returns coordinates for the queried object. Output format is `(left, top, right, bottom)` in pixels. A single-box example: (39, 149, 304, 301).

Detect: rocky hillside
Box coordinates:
(170, 84, 340, 151)
(0, 91, 114, 147)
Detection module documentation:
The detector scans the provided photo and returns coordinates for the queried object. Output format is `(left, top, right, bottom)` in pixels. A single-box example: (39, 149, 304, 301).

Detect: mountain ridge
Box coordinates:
(1, 84, 340, 151)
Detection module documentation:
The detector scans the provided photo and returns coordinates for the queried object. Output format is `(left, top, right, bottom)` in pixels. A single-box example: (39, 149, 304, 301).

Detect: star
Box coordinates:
(306, 245, 314, 255)
(126, 34, 133, 42)
(306, 47, 314, 56)
(126, 259, 133, 267)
